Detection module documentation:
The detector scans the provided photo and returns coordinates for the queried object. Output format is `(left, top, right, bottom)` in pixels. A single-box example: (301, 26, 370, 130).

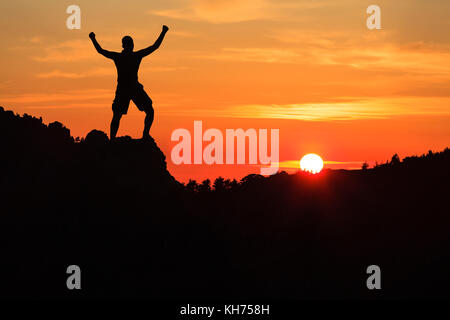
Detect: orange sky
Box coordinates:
(1, 0, 449, 182)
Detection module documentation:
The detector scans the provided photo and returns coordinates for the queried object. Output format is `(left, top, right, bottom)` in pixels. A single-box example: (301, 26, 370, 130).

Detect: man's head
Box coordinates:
(122, 36, 134, 52)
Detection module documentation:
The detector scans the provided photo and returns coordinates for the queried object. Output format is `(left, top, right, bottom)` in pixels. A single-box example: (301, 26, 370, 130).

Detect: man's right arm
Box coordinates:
(89, 32, 117, 59)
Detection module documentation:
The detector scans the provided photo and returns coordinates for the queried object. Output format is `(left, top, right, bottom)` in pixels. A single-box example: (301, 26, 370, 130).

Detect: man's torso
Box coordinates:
(113, 52, 143, 85)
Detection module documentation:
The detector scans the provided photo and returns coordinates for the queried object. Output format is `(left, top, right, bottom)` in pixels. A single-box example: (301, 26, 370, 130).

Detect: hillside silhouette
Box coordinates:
(1, 106, 449, 299)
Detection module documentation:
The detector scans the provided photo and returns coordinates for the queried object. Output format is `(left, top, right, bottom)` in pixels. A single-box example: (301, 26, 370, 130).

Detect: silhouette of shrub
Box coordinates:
(390, 153, 401, 166)
(85, 129, 109, 145)
(362, 161, 369, 170)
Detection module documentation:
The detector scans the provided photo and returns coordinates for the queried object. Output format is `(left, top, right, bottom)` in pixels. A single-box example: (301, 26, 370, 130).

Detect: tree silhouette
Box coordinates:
(198, 179, 211, 193)
(186, 179, 198, 193)
(213, 177, 225, 192)
(390, 153, 401, 166)
(362, 161, 369, 171)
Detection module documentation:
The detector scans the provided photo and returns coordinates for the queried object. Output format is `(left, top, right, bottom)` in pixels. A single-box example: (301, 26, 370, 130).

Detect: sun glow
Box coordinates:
(300, 154, 324, 174)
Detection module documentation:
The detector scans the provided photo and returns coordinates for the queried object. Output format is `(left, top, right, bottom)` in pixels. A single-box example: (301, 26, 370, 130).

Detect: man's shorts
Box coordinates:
(112, 82, 153, 115)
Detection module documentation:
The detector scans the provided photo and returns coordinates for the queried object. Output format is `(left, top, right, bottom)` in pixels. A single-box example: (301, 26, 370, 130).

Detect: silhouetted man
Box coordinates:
(89, 26, 169, 140)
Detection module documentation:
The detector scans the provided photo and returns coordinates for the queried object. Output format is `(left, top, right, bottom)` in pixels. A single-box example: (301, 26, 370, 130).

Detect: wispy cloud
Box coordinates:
(28, 36, 43, 44)
(34, 40, 95, 62)
(36, 67, 114, 79)
(35, 65, 179, 79)
(148, 0, 335, 23)
(218, 97, 450, 121)
(273, 160, 364, 169)
(267, 28, 450, 76)
(34, 66, 178, 79)
(170, 30, 199, 38)
(0, 89, 112, 104)
(201, 47, 299, 63)
(24, 103, 109, 110)
(149, 0, 271, 23)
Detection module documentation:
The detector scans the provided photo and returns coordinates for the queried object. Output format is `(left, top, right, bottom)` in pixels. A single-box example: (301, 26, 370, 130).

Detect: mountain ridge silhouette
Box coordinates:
(0, 106, 181, 196)
(1, 106, 449, 300)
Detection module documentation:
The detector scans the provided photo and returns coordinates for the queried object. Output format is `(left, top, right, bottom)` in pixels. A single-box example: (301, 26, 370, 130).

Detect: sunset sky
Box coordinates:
(1, 0, 449, 182)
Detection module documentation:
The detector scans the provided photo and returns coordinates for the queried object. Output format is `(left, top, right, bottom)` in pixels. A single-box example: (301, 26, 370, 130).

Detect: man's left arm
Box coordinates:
(137, 25, 169, 57)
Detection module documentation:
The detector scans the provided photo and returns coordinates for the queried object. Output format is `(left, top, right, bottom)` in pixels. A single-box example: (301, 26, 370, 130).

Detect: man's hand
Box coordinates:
(162, 25, 169, 32)
(89, 32, 96, 40)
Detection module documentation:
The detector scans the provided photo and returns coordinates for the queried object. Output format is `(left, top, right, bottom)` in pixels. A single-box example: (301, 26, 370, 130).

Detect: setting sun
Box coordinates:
(300, 154, 324, 174)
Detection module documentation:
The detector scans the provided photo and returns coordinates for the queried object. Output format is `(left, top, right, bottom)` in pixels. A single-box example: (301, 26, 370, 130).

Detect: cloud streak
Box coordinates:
(148, 0, 337, 23)
(149, 0, 272, 23)
(219, 97, 450, 121)
(33, 40, 95, 62)
(36, 68, 114, 79)
(201, 47, 299, 63)
(267, 29, 450, 76)
(272, 160, 364, 170)
(0, 89, 112, 104)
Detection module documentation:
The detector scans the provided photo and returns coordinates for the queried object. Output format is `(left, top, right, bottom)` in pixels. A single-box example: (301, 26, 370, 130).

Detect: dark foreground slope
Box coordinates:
(0, 107, 449, 300)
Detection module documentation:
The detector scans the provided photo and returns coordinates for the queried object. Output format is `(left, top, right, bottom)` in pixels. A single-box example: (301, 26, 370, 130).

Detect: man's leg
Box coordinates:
(111, 84, 131, 140)
(110, 112, 122, 140)
(133, 84, 154, 139)
(143, 107, 154, 139)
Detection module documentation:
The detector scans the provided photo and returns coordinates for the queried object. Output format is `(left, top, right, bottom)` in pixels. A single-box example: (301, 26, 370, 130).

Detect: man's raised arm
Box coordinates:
(89, 32, 117, 59)
(137, 25, 169, 58)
